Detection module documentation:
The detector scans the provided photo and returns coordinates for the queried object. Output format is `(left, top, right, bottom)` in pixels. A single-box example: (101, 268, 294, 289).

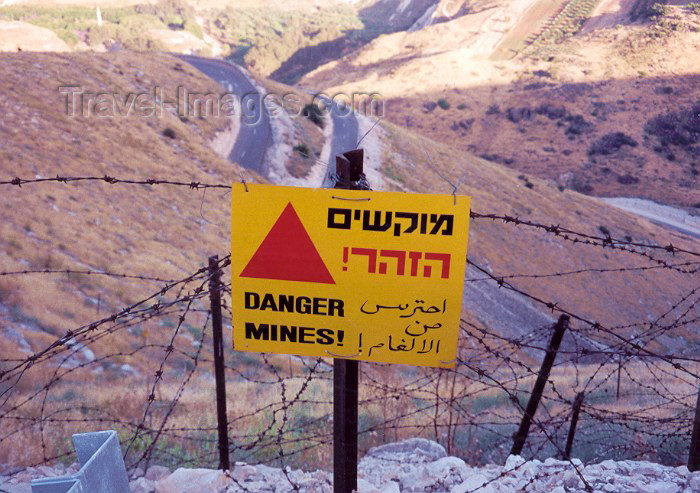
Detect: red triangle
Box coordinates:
(240, 203, 335, 284)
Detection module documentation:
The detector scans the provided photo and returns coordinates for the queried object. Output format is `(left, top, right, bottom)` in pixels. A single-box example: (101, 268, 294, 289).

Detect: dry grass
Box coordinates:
(361, 119, 699, 347)
(1, 38, 698, 473)
(257, 78, 326, 180)
(4, 347, 696, 470)
(300, 7, 700, 208)
(0, 50, 260, 367)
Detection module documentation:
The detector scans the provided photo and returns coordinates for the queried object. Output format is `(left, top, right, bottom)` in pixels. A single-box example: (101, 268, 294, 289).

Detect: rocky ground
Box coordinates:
(2, 438, 699, 492)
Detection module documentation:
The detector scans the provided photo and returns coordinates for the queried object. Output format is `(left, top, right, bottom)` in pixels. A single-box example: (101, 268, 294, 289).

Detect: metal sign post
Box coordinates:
(332, 150, 369, 493)
(229, 149, 471, 491)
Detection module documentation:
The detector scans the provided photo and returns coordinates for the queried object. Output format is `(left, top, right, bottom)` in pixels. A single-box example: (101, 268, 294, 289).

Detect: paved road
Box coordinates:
(320, 96, 359, 187)
(180, 55, 358, 182)
(178, 55, 271, 175)
(601, 198, 700, 239)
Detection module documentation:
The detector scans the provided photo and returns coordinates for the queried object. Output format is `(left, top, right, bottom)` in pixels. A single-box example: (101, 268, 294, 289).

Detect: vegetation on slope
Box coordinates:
(0, 51, 257, 365)
(0, 0, 203, 50)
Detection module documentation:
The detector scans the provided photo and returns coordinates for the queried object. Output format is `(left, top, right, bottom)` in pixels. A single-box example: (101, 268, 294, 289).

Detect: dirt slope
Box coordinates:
(0, 51, 258, 362)
(0, 20, 70, 51)
(301, 6, 700, 208)
(358, 117, 698, 354)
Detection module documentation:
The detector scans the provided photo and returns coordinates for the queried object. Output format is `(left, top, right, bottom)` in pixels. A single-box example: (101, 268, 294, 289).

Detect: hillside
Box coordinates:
(351, 115, 698, 352)
(0, 0, 442, 82)
(0, 51, 257, 372)
(0, 2, 699, 476)
(300, 4, 700, 209)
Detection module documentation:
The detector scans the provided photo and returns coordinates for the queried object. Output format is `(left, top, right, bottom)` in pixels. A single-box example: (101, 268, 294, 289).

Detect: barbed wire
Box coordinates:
(0, 268, 176, 283)
(0, 175, 233, 190)
(0, 176, 698, 491)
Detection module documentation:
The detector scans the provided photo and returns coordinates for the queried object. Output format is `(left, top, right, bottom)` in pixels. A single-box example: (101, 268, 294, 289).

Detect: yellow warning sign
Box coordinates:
(231, 184, 470, 368)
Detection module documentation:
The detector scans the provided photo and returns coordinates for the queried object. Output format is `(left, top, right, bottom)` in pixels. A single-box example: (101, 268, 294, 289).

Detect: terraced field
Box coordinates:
(491, 0, 570, 59)
(526, 0, 601, 50)
(491, 0, 600, 59)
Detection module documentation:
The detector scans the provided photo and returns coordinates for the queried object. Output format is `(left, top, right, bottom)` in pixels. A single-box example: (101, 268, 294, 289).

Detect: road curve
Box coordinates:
(319, 96, 359, 187)
(178, 55, 271, 175)
(600, 198, 700, 239)
(180, 55, 358, 183)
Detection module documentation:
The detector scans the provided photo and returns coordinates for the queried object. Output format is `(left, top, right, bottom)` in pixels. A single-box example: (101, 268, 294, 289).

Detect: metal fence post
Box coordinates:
(209, 255, 231, 471)
(331, 149, 368, 493)
(564, 392, 584, 460)
(688, 384, 700, 471)
(510, 314, 569, 456)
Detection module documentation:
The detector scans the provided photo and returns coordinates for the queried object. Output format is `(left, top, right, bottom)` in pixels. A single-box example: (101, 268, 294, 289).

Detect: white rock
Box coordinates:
(36, 466, 57, 477)
(599, 459, 618, 470)
(130, 477, 156, 493)
(504, 455, 525, 471)
(426, 456, 469, 481)
(231, 464, 258, 481)
(561, 469, 583, 489)
(363, 438, 446, 463)
(452, 474, 494, 493)
(398, 468, 435, 491)
(644, 481, 679, 493)
(9, 441, 697, 493)
(145, 465, 171, 481)
(378, 481, 400, 493)
(544, 457, 564, 467)
(688, 473, 700, 490)
(520, 461, 540, 480)
(357, 478, 380, 493)
(635, 462, 663, 476)
(155, 468, 231, 493)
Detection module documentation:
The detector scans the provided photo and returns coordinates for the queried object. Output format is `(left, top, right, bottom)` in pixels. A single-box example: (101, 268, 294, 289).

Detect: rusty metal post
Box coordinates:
(510, 314, 569, 456)
(688, 384, 700, 471)
(332, 149, 368, 493)
(616, 357, 622, 400)
(209, 255, 230, 471)
(564, 392, 584, 460)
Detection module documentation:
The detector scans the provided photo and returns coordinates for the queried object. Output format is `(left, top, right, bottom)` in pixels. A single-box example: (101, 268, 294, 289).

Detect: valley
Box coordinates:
(0, 0, 698, 483)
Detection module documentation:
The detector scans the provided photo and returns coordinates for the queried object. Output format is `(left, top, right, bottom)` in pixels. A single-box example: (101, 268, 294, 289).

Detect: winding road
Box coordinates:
(179, 55, 358, 184)
(179, 55, 271, 174)
(320, 95, 359, 187)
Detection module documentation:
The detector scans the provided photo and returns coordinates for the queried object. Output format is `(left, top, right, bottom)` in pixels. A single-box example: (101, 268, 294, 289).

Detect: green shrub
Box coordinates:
(302, 103, 324, 128)
(293, 143, 310, 158)
(183, 19, 203, 39)
(437, 98, 450, 110)
(650, 2, 671, 18)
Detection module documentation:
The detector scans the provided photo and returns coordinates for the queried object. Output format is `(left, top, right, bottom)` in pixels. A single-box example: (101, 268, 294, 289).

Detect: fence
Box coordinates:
(0, 175, 698, 492)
